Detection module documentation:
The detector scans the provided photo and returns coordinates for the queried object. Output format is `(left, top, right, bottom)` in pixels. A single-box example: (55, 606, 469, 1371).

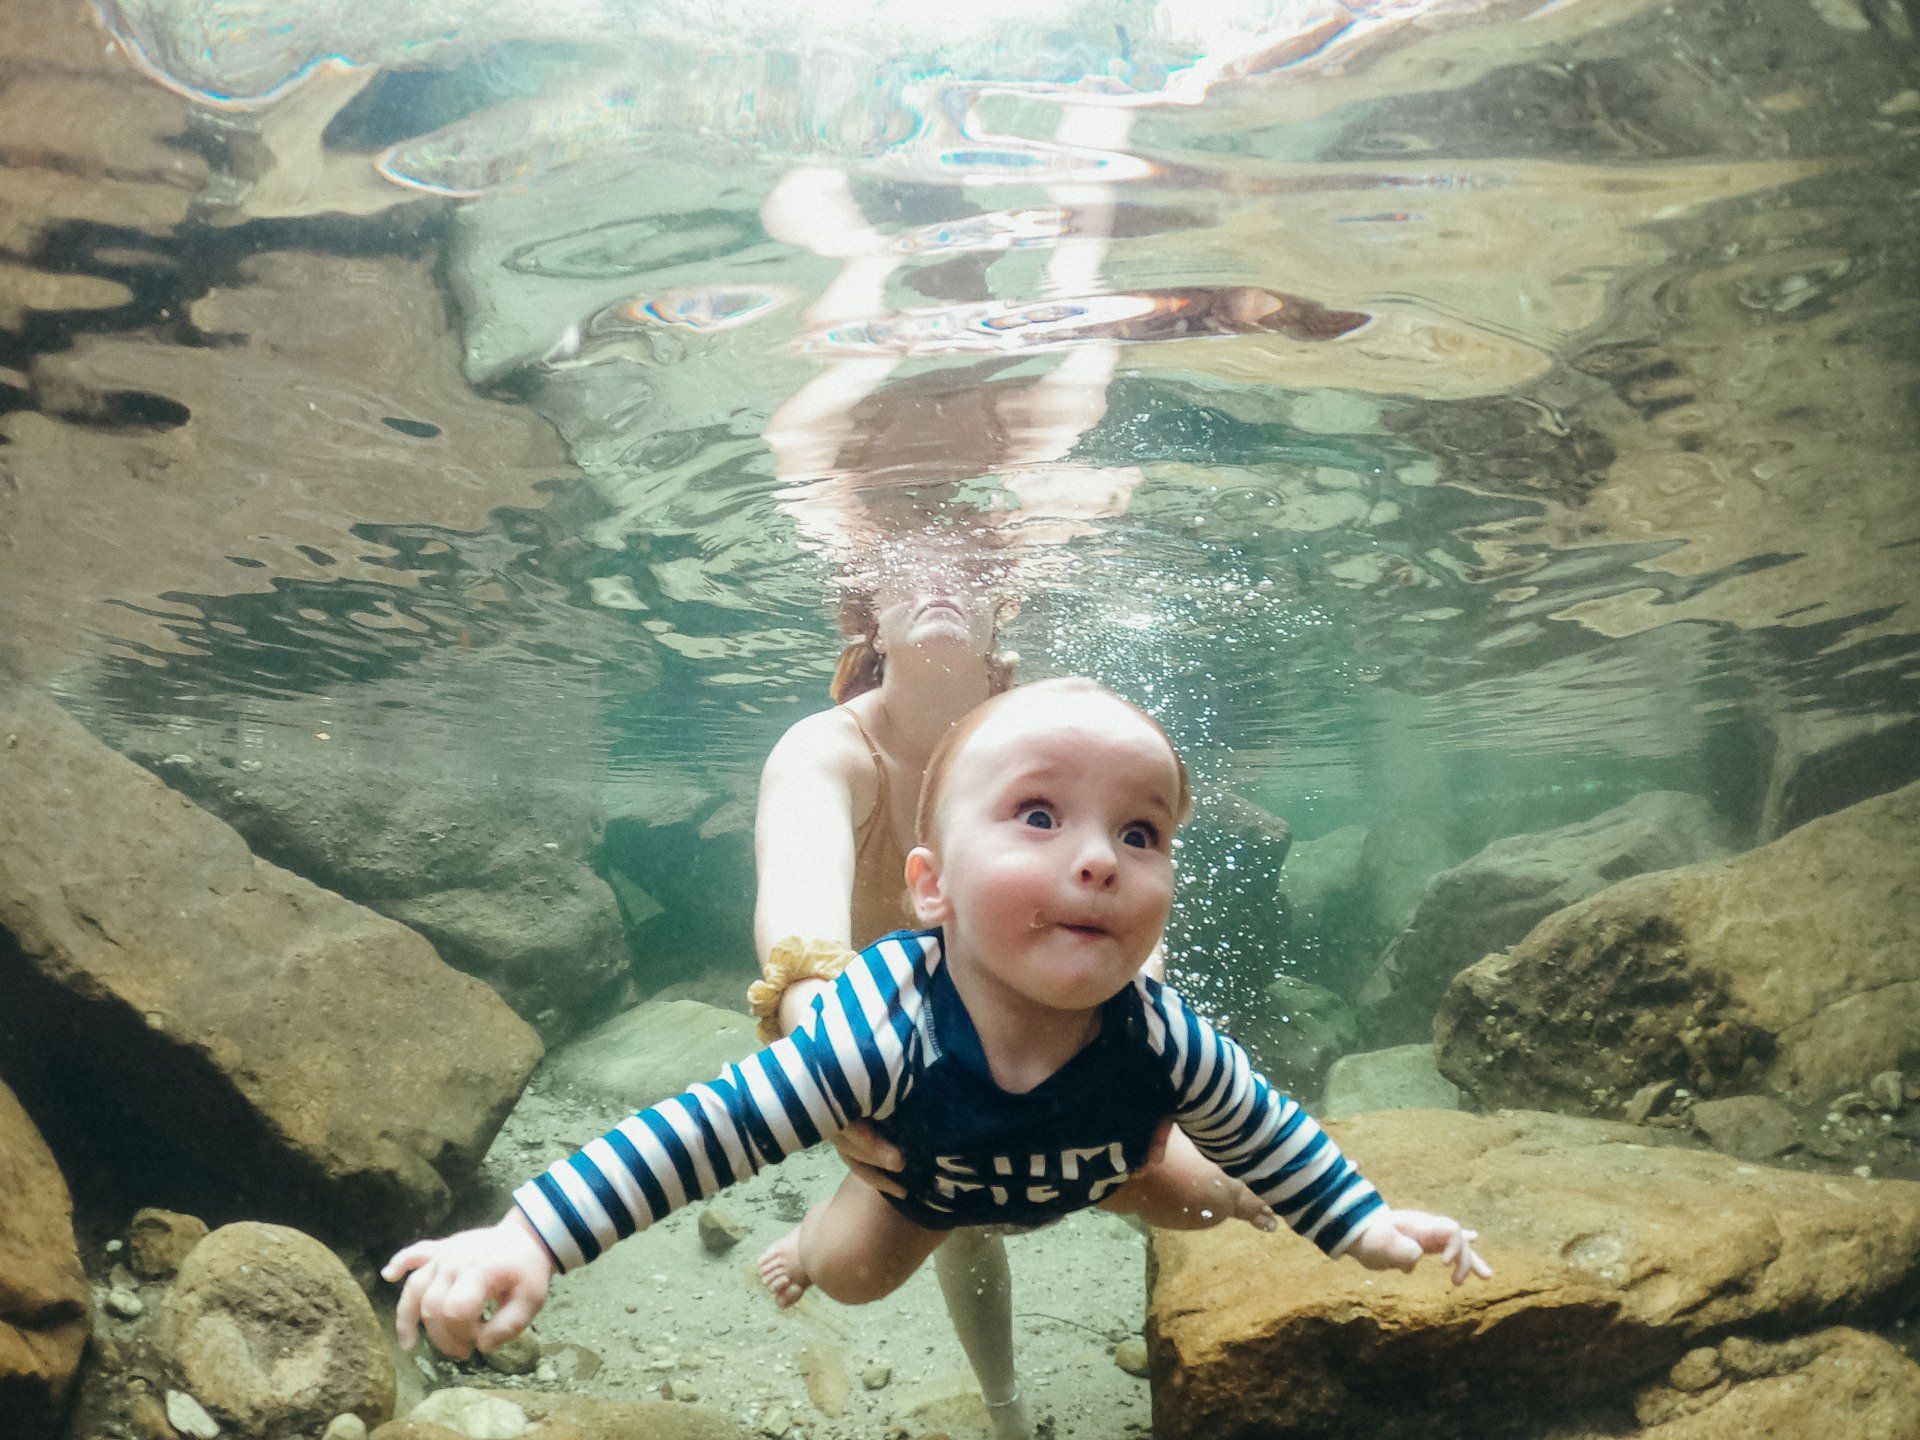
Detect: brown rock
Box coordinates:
(1147, 1109, 1920, 1440)
(1557, 1328, 1920, 1439)
(0, 685, 542, 1246)
(1756, 706, 1920, 840)
(1436, 782, 1920, 1113)
(0, 1078, 89, 1436)
(697, 1206, 751, 1255)
(1689, 1096, 1802, 1161)
(798, 1344, 850, 1417)
(156, 1223, 395, 1439)
(1360, 792, 1730, 1043)
(371, 1387, 742, 1439)
(127, 1208, 210, 1280)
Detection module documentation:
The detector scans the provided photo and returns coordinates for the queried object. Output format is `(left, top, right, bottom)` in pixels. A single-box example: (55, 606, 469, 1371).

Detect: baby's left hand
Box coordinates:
(1345, 1207, 1492, 1286)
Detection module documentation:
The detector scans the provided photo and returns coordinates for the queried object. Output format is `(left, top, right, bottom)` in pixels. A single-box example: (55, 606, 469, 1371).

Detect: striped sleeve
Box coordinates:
(513, 932, 935, 1273)
(1137, 977, 1385, 1257)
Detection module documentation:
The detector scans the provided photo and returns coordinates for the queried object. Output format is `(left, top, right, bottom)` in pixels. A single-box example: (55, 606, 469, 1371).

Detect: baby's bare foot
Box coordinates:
(757, 1228, 811, 1308)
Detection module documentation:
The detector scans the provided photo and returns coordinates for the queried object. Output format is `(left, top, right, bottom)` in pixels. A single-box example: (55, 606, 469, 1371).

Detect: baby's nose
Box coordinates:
(1077, 846, 1118, 887)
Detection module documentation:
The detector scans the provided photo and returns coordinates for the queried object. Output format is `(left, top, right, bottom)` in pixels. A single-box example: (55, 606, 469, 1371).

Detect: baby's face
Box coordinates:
(918, 692, 1179, 1012)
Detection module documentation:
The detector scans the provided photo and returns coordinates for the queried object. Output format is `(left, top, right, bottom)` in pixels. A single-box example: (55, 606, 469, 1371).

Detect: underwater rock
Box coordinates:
(374, 1387, 742, 1440)
(0, 1077, 90, 1437)
(1755, 705, 1920, 841)
(1555, 1328, 1920, 1440)
(155, 1222, 395, 1439)
(115, 706, 631, 1042)
(1434, 780, 1920, 1112)
(1147, 1108, 1920, 1440)
(480, 1333, 541, 1377)
(697, 1206, 750, 1255)
(1278, 820, 1461, 993)
(1359, 792, 1731, 1043)
(1321, 1044, 1462, 1119)
(0, 684, 542, 1248)
(1231, 975, 1358, 1095)
(1277, 825, 1370, 937)
(542, 999, 759, 1115)
(599, 805, 758, 988)
(127, 1207, 210, 1280)
(1688, 1095, 1802, 1162)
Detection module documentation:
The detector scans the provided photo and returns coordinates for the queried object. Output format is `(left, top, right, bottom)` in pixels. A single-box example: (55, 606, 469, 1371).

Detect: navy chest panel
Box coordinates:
(876, 974, 1176, 1229)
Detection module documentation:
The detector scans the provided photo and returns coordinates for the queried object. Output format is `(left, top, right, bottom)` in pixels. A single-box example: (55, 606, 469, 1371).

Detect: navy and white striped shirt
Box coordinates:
(514, 929, 1383, 1272)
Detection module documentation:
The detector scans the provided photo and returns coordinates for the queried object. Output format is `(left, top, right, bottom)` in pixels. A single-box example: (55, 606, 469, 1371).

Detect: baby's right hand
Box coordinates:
(381, 1209, 557, 1360)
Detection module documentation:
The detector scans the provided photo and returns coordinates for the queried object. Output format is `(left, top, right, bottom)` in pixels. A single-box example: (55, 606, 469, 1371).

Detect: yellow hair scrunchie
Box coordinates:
(747, 936, 855, 1045)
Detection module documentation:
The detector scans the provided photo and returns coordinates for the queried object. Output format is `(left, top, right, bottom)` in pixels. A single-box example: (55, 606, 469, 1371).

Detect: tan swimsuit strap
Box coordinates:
(841, 705, 898, 862)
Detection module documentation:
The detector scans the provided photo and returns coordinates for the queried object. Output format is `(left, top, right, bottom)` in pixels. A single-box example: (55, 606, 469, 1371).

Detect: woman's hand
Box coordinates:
(1344, 1207, 1492, 1286)
(782, 976, 909, 1195)
(381, 1210, 557, 1359)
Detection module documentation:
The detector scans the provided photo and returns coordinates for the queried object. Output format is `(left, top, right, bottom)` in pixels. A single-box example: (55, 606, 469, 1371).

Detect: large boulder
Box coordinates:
(0, 1078, 89, 1436)
(1231, 975, 1358, 1096)
(156, 1223, 395, 1439)
(1277, 820, 1458, 993)
(1321, 1044, 1461, 1119)
(1434, 780, 1920, 1114)
(118, 680, 632, 1039)
(1550, 1328, 1920, 1440)
(0, 685, 542, 1248)
(1359, 792, 1731, 1042)
(1756, 704, 1920, 841)
(1147, 1108, 1920, 1440)
(542, 999, 759, 1114)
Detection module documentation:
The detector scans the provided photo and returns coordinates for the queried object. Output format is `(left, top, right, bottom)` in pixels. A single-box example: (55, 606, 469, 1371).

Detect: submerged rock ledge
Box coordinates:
(0, 683, 542, 1250)
(1147, 1108, 1920, 1440)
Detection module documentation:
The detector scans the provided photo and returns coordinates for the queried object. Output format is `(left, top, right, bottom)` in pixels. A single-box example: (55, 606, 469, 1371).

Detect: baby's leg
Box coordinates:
(758, 1174, 945, 1307)
(1098, 1126, 1277, 1232)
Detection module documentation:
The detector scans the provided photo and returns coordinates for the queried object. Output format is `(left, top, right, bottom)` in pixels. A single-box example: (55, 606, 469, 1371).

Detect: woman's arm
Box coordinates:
(751, 709, 909, 1188)
(753, 713, 863, 959)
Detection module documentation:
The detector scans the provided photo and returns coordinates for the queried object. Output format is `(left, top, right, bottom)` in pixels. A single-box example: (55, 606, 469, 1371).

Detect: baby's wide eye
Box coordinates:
(1016, 803, 1056, 830)
(1121, 822, 1158, 850)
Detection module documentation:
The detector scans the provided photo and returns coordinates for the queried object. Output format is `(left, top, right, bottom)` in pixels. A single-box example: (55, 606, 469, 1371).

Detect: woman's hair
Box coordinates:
(914, 677, 1194, 848)
(828, 588, 1016, 704)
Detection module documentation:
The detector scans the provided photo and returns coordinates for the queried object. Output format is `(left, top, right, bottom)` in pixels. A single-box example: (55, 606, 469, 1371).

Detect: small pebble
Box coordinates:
(165, 1391, 221, 1439)
(862, 1363, 892, 1390)
(104, 1289, 145, 1319)
(758, 1406, 791, 1436)
(105, 1239, 123, 1254)
(321, 1416, 368, 1440)
(1855, 1164, 1873, 1177)
(1114, 1337, 1150, 1376)
(534, 1360, 558, 1385)
(481, 1333, 540, 1376)
(699, 1206, 751, 1255)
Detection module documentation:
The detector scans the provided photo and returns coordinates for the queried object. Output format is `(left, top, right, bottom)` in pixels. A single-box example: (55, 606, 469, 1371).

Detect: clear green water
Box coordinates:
(23, 0, 1915, 1026)
(4, 0, 1919, 1431)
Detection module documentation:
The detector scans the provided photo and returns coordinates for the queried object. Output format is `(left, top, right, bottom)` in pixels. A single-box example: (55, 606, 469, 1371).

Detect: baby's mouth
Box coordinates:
(1055, 920, 1109, 939)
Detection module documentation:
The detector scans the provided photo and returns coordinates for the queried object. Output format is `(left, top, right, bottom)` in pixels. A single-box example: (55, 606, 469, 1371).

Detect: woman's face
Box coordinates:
(871, 569, 1000, 661)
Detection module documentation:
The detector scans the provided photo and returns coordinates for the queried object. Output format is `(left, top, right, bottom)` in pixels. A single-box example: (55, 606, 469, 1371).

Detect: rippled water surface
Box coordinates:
(5, 0, 1918, 1034)
(6, 2, 1920, 1437)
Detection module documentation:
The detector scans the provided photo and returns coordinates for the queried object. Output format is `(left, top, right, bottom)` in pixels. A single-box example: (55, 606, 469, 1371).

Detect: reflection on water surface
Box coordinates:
(1, 0, 1918, 1434)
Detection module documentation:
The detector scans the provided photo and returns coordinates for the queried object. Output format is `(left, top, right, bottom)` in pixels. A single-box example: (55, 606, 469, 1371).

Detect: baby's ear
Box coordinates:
(904, 847, 952, 926)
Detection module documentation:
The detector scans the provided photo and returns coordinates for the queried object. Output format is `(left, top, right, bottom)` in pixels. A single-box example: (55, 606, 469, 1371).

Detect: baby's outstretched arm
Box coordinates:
(1343, 1207, 1491, 1286)
(381, 1207, 558, 1359)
